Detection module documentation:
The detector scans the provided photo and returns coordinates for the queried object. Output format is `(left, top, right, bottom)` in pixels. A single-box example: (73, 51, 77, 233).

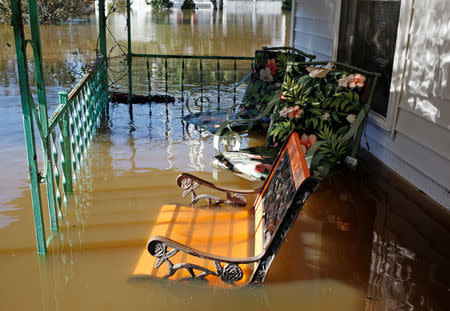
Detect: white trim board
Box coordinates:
(366, 122, 450, 209)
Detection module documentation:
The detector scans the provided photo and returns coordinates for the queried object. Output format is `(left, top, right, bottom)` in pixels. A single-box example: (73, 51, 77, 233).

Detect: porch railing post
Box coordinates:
(98, 0, 108, 103)
(28, 0, 59, 231)
(59, 92, 73, 195)
(127, 0, 132, 104)
(10, 0, 46, 254)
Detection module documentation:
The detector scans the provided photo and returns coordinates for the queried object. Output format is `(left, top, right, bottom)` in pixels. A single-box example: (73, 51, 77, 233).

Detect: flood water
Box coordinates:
(1, 2, 449, 310)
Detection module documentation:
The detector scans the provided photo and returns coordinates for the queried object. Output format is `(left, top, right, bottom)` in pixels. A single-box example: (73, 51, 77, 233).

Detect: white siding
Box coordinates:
(292, 0, 450, 207)
(368, 0, 450, 208)
(398, 0, 450, 129)
(291, 0, 341, 61)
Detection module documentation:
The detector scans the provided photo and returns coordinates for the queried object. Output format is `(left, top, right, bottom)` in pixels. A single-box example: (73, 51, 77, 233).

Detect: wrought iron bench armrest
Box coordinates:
(213, 90, 282, 153)
(148, 236, 262, 284)
(185, 71, 252, 114)
(177, 173, 261, 207)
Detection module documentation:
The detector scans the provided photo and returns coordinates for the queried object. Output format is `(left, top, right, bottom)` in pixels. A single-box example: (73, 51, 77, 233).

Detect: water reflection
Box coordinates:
(0, 2, 290, 225)
(108, 1, 289, 55)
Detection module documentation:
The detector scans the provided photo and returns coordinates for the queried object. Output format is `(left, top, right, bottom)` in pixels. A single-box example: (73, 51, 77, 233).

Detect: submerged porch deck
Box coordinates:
(0, 100, 448, 310)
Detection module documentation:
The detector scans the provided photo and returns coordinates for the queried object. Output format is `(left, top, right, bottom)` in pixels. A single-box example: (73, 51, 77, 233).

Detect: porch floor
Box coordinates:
(0, 101, 449, 310)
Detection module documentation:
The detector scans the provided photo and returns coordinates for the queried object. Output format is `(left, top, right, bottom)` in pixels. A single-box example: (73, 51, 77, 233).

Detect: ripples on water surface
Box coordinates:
(0, 2, 449, 310)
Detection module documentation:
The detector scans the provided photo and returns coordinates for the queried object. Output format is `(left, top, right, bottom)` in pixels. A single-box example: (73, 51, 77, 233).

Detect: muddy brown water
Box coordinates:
(1, 3, 449, 310)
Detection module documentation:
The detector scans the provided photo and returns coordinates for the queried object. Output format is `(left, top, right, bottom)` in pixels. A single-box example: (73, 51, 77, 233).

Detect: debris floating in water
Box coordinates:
(109, 91, 175, 104)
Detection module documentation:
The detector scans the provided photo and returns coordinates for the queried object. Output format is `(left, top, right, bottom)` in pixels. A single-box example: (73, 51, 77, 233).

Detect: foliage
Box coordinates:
(281, 0, 292, 11)
(0, 0, 91, 24)
(269, 119, 295, 144)
(268, 64, 368, 168)
(146, 0, 174, 11)
(243, 79, 279, 109)
(181, 0, 196, 10)
(108, 0, 129, 14)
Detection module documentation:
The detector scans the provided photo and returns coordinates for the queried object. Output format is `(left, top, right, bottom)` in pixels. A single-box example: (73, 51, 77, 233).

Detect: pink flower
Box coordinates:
(348, 73, 366, 88)
(338, 75, 349, 87)
(322, 112, 330, 121)
(260, 68, 273, 82)
(300, 133, 318, 153)
(289, 105, 303, 119)
(308, 134, 317, 145)
(265, 58, 278, 75)
(255, 163, 272, 173)
(279, 105, 303, 119)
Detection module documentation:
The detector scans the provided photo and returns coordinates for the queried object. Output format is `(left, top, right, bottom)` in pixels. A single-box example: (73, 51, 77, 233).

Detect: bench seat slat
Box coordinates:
(133, 204, 256, 285)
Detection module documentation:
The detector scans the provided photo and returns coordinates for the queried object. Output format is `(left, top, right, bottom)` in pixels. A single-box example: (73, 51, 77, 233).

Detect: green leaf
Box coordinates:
(332, 113, 342, 123)
(298, 74, 311, 85)
(318, 90, 325, 101)
(324, 83, 335, 97)
(340, 99, 350, 111)
(309, 108, 322, 116)
(344, 91, 353, 101)
(321, 98, 333, 109)
(302, 86, 313, 97)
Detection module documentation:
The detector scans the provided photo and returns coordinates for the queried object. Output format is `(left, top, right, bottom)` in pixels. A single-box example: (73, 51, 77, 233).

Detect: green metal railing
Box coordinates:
(32, 57, 107, 255)
(49, 57, 108, 209)
(11, 0, 108, 255)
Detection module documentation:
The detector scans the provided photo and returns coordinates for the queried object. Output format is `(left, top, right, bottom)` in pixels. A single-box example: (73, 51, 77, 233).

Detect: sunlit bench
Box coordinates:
(133, 132, 320, 286)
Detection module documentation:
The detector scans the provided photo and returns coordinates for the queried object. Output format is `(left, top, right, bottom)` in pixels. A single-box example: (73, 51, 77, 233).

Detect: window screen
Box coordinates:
(338, 0, 401, 117)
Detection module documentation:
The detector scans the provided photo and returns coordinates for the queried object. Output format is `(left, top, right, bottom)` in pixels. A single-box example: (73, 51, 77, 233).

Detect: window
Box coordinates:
(338, 0, 401, 117)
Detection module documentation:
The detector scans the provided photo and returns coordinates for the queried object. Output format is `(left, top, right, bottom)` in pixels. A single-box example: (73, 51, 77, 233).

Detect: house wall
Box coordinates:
(290, 0, 341, 61)
(292, 0, 450, 208)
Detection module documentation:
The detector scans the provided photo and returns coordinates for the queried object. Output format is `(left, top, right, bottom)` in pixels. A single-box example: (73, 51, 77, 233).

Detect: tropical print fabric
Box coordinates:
(213, 62, 375, 180)
(241, 50, 306, 118)
(183, 111, 244, 133)
(212, 146, 279, 181)
(267, 63, 369, 170)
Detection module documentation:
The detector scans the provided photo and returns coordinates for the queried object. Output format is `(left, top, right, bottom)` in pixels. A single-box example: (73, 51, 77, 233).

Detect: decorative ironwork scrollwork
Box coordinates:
(226, 192, 246, 207)
(215, 262, 243, 282)
(179, 176, 200, 198)
(148, 241, 243, 284)
(186, 94, 213, 114)
(176, 175, 247, 207)
(260, 152, 295, 246)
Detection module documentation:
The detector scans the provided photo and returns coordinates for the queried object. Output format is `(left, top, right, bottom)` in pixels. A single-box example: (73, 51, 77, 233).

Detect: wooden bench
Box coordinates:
(132, 132, 320, 286)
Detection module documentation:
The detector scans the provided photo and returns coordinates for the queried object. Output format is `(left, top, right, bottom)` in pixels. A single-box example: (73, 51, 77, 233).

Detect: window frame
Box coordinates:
(368, 0, 413, 134)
